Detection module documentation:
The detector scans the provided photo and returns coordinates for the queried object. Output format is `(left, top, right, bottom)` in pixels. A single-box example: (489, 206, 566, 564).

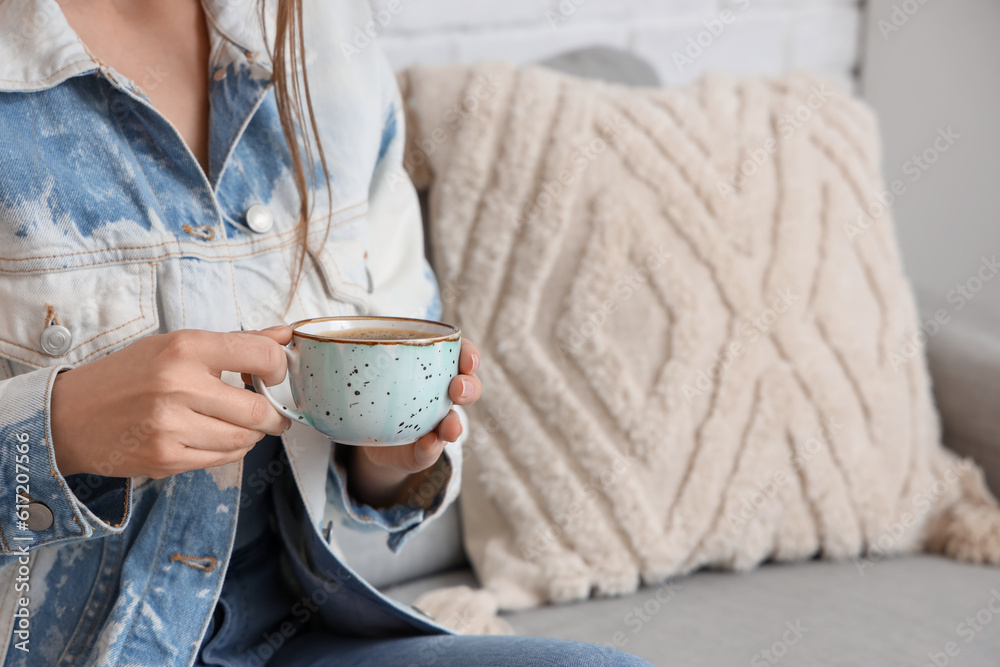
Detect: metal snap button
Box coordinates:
(246, 204, 274, 233)
(26, 502, 54, 531)
(40, 325, 73, 357)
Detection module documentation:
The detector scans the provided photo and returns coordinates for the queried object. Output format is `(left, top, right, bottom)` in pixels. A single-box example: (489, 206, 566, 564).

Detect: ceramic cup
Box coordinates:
(252, 316, 462, 446)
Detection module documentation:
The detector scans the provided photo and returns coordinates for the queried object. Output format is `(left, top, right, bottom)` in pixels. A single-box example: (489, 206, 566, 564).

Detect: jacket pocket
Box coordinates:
(0, 262, 159, 370)
(308, 212, 373, 314)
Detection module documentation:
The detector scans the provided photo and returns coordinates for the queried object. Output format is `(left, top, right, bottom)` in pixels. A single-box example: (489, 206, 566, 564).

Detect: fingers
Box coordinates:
(449, 374, 481, 405)
(362, 429, 445, 473)
(245, 325, 294, 346)
(459, 338, 480, 375)
(412, 431, 446, 470)
(197, 330, 289, 386)
(239, 327, 291, 386)
(435, 409, 463, 443)
(170, 442, 255, 477)
(175, 412, 266, 453)
(451, 339, 482, 406)
(187, 382, 290, 435)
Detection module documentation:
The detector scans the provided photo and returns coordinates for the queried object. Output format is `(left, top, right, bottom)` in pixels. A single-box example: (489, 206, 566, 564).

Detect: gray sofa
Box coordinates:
(334, 50, 1000, 666)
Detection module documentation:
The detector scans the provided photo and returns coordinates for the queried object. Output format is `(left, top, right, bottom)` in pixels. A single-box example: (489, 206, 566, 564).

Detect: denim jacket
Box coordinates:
(0, 1, 463, 664)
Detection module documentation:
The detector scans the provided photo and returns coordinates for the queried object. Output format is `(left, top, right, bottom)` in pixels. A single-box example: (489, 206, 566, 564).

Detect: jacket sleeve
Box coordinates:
(324, 41, 463, 550)
(0, 364, 133, 566)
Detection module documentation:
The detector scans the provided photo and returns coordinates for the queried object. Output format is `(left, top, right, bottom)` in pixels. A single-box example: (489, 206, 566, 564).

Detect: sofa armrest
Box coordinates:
(924, 302, 1000, 496)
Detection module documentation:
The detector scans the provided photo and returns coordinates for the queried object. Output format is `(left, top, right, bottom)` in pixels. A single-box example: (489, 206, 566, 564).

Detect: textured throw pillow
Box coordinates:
(397, 63, 1000, 622)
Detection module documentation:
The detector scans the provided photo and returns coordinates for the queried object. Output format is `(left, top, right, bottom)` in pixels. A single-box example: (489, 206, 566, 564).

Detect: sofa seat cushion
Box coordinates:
(383, 556, 1000, 666)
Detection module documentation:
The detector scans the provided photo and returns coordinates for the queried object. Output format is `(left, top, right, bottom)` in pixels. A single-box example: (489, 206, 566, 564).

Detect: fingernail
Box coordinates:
(461, 378, 473, 398)
(471, 353, 480, 373)
(264, 324, 287, 331)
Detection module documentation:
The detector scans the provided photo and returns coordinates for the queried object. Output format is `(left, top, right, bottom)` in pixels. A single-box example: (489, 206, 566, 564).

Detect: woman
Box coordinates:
(0, 0, 651, 665)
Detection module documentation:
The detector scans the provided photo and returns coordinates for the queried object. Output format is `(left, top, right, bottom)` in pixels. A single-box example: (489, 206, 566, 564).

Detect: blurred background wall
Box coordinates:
(862, 0, 1000, 320)
(372, 0, 860, 87)
(370, 0, 1000, 316)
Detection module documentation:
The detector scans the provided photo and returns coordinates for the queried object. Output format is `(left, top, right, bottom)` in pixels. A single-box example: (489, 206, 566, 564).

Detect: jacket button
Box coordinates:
(246, 204, 274, 233)
(40, 325, 73, 357)
(26, 502, 53, 531)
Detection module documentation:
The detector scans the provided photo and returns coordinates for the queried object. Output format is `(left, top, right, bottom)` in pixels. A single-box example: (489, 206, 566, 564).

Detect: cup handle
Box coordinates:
(251, 345, 313, 427)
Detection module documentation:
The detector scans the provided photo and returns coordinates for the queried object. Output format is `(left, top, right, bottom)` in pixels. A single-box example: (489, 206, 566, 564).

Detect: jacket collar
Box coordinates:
(0, 0, 272, 93)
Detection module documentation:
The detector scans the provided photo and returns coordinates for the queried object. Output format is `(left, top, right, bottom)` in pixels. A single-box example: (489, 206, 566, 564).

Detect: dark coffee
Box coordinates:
(319, 327, 430, 341)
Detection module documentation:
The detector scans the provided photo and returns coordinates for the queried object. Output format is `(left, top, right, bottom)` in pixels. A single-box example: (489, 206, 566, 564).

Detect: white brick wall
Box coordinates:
(367, 0, 862, 86)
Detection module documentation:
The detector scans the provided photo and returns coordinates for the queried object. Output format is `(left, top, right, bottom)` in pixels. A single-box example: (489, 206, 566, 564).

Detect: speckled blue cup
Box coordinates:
(252, 316, 461, 446)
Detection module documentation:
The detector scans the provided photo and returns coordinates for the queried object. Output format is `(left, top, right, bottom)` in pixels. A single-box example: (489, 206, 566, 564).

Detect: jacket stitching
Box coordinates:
(60, 531, 125, 661)
(179, 245, 188, 328)
(0, 203, 366, 264)
(0, 241, 297, 275)
(169, 553, 218, 572)
(0, 264, 154, 361)
(181, 224, 217, 241)
(101, 79, 177, 236)
(0, 59, 96, 85)
(117, 476, 179, 661)
(215, 183, 249, 326)
(73, 536, 125, 658)
(45, 366, 89, 538)
(184, 478, 241, 667)
(0, 207, 365, 275)
(107, 477, 134, 530)
(44, 304, 62, 327)
(213, 80, 274, 189)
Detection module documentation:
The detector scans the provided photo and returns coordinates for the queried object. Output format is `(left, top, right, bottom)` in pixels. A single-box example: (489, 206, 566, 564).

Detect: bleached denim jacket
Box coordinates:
(0, 1, 464, 664)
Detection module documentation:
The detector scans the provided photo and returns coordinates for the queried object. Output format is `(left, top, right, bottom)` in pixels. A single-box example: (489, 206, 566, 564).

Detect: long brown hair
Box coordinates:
(261, 0, 331, 307)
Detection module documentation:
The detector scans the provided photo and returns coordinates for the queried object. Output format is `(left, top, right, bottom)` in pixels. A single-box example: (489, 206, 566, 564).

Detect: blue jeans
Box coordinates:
(194, 518, 651, 667)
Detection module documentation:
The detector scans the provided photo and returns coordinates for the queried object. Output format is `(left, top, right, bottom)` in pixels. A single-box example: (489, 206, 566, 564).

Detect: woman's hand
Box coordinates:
(345, 338, 482, 508)
(51, 327, 293, 479)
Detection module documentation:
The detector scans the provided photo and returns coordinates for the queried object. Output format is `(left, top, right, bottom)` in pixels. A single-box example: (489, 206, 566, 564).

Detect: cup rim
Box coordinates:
(289, 316, 461, 346)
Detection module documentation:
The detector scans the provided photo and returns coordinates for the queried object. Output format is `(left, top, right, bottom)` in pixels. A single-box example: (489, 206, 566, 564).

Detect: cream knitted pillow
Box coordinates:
(397, 63, 1000, 618)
